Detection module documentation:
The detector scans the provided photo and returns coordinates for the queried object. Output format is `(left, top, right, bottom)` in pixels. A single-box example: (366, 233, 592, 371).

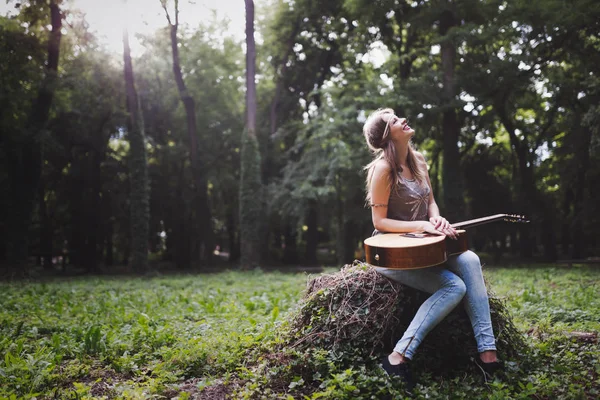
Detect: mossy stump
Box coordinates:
(283, 261, 527, 376)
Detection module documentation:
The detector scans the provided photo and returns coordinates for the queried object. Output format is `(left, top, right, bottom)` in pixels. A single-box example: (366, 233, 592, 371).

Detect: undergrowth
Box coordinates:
(0, 265, 598, 399)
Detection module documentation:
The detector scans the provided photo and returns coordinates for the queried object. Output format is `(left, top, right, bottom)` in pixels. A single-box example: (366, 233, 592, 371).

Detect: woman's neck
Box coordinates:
(393, 138, 410, 166)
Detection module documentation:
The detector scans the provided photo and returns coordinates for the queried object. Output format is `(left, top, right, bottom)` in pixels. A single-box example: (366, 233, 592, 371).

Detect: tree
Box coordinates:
(239, 0, 263, 268)
(160, 0, 214, 265)
(459, 0, 600, 259)
(123, 28, 150, 272)
(4, 0, 63, 269)
(438, 1, 464, 222)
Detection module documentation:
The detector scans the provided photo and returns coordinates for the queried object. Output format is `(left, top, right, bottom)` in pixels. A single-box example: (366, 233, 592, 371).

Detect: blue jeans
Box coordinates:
(375, 250, 497, 359)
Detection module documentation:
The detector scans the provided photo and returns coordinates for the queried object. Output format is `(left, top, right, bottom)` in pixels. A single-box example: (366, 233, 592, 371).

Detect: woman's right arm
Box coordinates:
(370, 160, 443, 235)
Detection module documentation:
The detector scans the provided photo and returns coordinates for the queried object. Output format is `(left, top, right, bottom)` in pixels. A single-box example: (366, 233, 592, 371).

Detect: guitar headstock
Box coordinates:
(503, 214, 530, 224)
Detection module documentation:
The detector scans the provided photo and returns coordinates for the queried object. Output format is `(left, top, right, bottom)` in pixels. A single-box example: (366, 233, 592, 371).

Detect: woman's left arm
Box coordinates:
(415, 152, 458, 239)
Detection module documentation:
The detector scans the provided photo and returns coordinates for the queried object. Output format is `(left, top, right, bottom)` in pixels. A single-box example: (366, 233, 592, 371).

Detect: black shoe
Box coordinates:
(474, 358, 503, 381)
(381, 356, 415, 392)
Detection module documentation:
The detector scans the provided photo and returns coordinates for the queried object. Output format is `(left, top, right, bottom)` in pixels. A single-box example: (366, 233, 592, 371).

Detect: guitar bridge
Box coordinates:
(401, 233, 427, 238)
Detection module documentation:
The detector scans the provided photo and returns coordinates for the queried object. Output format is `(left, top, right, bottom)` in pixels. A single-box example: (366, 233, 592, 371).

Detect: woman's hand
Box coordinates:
(429, 216, 458, 239)
(430, 216, 450, 230)
(421, 221, 444, 236)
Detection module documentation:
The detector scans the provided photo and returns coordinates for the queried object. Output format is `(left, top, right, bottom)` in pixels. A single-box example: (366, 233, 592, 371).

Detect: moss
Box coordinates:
(239, 129, 263, 269)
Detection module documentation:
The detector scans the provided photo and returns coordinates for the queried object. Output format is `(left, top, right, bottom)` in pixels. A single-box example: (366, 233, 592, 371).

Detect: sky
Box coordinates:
(1, 0, 247, 55)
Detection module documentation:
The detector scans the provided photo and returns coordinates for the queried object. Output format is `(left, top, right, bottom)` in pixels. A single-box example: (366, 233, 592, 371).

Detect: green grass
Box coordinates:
(0, 265, 598, 399)
(486, 266, 600, 333)
(0, 270, 306, 399)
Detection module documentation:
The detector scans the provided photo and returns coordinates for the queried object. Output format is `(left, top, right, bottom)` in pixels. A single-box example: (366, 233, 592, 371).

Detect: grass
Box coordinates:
(486, 266, 600, 333)
(0, 264, 598, 399)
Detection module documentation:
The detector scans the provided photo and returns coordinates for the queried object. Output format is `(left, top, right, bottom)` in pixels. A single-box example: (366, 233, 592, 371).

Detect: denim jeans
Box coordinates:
(375, 250, 497, 359)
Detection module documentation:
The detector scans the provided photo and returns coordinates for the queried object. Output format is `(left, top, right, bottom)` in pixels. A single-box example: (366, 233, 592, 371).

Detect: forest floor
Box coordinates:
(0, 263, 598, 399)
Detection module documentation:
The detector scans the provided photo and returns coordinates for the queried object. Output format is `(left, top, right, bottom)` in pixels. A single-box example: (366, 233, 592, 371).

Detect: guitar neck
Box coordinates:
(452, 214, 509, 229)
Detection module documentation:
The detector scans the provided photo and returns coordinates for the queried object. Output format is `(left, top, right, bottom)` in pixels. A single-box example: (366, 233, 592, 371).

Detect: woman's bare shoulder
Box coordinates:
(370, 158, 392, 182)
(413, 151, 426, 162)
(413, 151, 428, 167)
(374, 158, 392, 171)
(413, 151, 430, 177)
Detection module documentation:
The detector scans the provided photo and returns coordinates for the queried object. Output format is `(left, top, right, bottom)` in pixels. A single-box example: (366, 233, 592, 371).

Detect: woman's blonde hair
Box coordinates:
(363, 108, 424, 204)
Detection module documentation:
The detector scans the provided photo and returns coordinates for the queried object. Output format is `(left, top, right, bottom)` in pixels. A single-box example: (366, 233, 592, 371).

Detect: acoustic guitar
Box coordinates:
(363, 214, 529, 270)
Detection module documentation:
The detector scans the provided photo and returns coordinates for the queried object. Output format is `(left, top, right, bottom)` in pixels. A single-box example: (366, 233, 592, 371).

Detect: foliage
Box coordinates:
(1, 0, 599, 396)
(0, 265, 598, 398)
(2, 0, 600, 270)
(263, 0, 600, 260)
(0, 269, 303, 398)
(1, 0, 64, 267)
(486, 266, 600, 333)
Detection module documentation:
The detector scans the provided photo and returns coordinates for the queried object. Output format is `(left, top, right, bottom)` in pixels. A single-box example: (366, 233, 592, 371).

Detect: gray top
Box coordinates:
(373, 175, 430, 235)
(388, 176, 430, 222)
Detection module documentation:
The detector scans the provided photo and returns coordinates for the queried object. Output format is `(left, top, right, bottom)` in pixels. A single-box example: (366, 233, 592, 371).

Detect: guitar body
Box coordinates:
(364, 230, 467, 270)
(363, 214, 527, 270)
(446, 231, 469, 256)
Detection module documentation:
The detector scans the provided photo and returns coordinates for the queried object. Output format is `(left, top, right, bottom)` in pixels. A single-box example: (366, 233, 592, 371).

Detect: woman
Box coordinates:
(363, 108, 501, 389)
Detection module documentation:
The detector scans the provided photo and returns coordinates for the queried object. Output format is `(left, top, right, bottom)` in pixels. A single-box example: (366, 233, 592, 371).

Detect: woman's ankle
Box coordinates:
(479, 350, 498, 363)
(388, 351, 407, 365)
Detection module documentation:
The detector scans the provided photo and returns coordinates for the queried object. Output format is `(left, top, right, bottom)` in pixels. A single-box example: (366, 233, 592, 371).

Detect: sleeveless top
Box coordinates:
(372, 175, 430, 235)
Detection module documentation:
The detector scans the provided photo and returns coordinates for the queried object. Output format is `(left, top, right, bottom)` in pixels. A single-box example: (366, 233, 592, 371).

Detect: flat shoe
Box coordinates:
(475, 359, 503, 381)
(381, 356, 415, 392)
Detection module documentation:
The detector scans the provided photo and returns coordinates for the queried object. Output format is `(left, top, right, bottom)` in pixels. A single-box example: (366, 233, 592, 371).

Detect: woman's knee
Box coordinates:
(443, 274, 467, 298)
(456, 250, 481, 268)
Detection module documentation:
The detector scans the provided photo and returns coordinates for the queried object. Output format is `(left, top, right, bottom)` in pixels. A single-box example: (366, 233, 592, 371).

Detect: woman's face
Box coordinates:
(382, 113, 414, 138)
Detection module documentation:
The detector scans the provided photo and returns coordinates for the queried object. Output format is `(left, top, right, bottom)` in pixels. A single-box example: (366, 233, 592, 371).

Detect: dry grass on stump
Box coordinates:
(284, 261, 527, 375)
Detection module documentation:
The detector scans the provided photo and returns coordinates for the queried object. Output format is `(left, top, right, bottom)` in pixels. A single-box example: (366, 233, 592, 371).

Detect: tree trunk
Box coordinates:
(105, 218, 114, 267)
(123, 29, 150, 273)
(283, 223, 299, 265)
(270, 73, 284, 140)
(227, 212, 240, 263)
(239, 0, 263, 268)
(87, 116, 110, 272)
(69, 173, 85, 267)
(39, 179, 53, 270)
(335, 177, 346, 266)
(86, 148, 103, 273)
(334, 176, 356, 266)
(561, 188, 573, 256)
(439, 8, 464, 222)
(304, 200, 319, 266)
(162, 0, 214, 265)
(6, 0, 62, 268)
(337, 219, 357, 266)
(165, 159, 191, 268)
(571, 122, 592, 258)
(245, 0, 257, 139)
(496, 105, 536, 258)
